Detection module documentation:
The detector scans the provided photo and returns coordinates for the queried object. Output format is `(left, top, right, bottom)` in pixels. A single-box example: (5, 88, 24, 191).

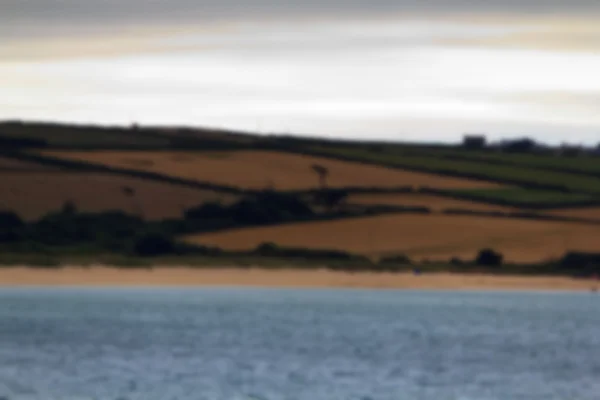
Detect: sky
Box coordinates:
(2, 0, 600, 144)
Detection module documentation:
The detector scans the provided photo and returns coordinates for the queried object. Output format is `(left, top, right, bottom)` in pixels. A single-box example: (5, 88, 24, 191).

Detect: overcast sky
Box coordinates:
(2, 0, 600, 144)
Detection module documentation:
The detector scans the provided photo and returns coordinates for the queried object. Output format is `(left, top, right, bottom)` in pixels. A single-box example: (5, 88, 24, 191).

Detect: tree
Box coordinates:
(0, 211, 23, 229)
(475, 248, 503, 267)
(61, 200, 77, 215)
(185, 201, 228, 220)
(133, 232, 175, 257)
(311, 164, 329, 189)
(559, 252, 600, 276)
(501, 138, 536, 153)
(0, 211, 24, 243)
(314, 189, 348, 211)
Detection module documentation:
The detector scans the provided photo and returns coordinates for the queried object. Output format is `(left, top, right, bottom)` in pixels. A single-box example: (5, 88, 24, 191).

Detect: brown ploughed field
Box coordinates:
(549, 207, 600, 222)
(45, 150, 504, 190)
(187, 214, 600, 263)
(0, 156, 56, 171)
(0, 172, 234, 220)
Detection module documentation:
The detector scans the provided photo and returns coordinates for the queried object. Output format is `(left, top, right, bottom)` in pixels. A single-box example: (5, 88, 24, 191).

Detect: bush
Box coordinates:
(132, 232, 175, 257)
(29, 210, 144, 246)
(0, 211, 24, 243)
(175, 242, 223, 256)
(559, 252, 600, 275)
(184, 191, 314, 227)
(378, 254, 412, 265)
(450, 257, 465, 266)
(501, 138, 537, 153)
(255, 242, 280, 256)
(475, 248, 503, 267)
(314, 189, 349, 210)
(253, 242, 365, 261)
(185, 201, 229, 220)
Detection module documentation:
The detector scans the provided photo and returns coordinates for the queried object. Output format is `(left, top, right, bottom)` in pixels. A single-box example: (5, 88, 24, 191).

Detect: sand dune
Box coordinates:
(189, 214, 600, 263)
(46, 150, 505, 191)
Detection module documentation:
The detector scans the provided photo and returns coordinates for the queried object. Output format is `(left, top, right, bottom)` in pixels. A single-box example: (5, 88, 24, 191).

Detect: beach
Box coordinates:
(0, 266, 596, 291)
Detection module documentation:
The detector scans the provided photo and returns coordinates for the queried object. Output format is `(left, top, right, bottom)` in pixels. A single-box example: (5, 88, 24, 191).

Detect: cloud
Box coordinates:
(1, 3, 599, 143)
(441, 18, 600, 52)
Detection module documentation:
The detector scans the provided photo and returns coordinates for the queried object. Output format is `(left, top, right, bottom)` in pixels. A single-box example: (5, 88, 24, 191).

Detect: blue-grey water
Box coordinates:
(0, 288, 599, 400)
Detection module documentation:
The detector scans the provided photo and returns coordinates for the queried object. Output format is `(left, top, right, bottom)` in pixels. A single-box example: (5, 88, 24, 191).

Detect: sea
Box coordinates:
(0, 288, 599, 400)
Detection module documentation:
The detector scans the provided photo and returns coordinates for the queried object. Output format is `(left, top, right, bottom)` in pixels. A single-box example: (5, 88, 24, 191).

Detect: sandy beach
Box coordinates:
(0, 267, 596, 291)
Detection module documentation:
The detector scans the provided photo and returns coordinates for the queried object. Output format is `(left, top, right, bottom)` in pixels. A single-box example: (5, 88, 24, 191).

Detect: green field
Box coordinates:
(378, 146, 600, 177)
(309, 146, 600, 200)
(0, 121, 263, 150)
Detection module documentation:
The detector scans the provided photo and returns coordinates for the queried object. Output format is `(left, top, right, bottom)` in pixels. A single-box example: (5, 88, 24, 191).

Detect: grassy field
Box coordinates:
(187, 213, 600, 263)
(347, 193, 515, 213)
(311, 146, 600, 196)
(44, 150, 504, 191)
(0, 171, 235, 220)
(380, 146, 600, 176)
(0, 122, 174, 148)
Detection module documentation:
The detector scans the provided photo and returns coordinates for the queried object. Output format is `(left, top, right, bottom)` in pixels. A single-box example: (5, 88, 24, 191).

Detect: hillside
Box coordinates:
(1, 121, 600, 272)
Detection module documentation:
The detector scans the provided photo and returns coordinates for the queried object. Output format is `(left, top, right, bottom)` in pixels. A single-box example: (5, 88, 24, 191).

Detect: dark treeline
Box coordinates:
(0, 190, 382, 257)
(1, 199, 599, 275)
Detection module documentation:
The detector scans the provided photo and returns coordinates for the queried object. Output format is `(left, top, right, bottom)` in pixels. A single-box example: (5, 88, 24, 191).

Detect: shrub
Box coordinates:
(132, 232, 175, 257)
(253, 242, 365, 261)
(185, 201, 228, 220)
(501, 137, 537, 153)
(314, 189, 349, 210)
(0, 211, 24, 243)
(559, 252, 600, 275)
(255, 242, 280, 256)
(0, 211, 23, 229)
(185, 192, 314, 227)
(175, 242, 223, 256)
(379, 254, 412, 265)
(450, 257, 464, 266)
(475, 248, 503, 267)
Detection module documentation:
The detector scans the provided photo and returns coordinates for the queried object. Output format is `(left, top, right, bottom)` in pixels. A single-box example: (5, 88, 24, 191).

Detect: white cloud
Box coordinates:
(1, 16, 599, 144)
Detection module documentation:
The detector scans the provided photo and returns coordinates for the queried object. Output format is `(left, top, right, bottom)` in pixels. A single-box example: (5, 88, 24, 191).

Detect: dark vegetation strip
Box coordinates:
(0, 190, 420, 257)
(0, 121, 268, 150)
(1, 186, 599, 275)
(0, 246, 598, 278)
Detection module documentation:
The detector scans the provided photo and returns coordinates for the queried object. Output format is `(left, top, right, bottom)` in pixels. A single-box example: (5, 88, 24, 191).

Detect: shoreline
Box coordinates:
(0, 266, 597, 291)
